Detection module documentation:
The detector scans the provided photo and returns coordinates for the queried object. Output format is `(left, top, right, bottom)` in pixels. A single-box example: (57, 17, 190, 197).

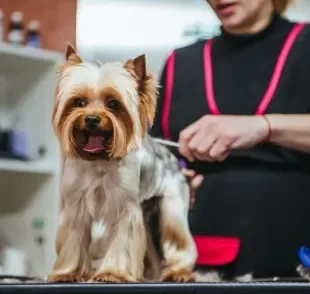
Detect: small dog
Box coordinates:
(48, 44, 197, 283)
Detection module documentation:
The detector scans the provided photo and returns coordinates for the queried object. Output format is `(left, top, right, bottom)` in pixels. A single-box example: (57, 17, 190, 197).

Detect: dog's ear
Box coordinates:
(65, 42, 83, 66)
(124, 54, 146, 83)
(124, 53, 157, 132)
(132, 54, 146, 81)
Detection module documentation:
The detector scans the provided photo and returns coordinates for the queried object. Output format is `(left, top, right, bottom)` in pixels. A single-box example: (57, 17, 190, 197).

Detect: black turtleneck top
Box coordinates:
(151, 13, 310, 278)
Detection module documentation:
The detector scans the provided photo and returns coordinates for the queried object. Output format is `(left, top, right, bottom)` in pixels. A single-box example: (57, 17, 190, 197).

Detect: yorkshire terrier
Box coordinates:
(48, 44, 197, 283)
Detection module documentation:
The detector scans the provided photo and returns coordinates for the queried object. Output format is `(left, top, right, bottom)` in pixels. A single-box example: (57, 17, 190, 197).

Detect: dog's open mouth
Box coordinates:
(82, 131, 112, 154)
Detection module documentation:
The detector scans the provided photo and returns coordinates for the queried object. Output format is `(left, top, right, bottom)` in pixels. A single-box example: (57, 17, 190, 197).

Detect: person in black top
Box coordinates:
(151, 0, 310, 280)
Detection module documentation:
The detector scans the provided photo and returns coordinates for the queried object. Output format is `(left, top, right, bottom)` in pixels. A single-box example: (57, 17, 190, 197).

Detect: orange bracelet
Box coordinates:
(261, 115, 271, 142)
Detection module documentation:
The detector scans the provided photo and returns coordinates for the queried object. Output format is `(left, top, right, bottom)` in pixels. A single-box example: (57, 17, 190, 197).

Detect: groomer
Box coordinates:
(152, 0, 310, 279)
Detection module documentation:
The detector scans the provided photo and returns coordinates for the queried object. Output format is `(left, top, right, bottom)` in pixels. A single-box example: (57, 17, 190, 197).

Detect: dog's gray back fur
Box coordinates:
(136, 134, 191, 279)
(138, 133, 188, 202)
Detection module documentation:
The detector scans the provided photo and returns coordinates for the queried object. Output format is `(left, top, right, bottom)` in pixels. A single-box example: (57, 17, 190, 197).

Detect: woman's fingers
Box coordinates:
(179, 121, 200, 161)
(207, 139, 230, 161)
(181, 168, 195, 178)
(190, 174, 204, 208)
(193, 135, 216, 162)
(181, 168, 204, 207)
(191, 174, 204, 190)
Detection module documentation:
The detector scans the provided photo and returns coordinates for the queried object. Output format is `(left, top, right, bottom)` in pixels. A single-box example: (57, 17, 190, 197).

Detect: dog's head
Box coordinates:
(53, 43, 157, 161)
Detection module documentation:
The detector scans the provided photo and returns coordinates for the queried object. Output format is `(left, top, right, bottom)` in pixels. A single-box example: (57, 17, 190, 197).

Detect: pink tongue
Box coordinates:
(83, 136, 105, 153)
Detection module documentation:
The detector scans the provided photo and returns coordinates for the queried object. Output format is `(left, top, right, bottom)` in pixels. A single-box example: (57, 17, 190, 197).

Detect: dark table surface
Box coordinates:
(2, 282, 310, 294)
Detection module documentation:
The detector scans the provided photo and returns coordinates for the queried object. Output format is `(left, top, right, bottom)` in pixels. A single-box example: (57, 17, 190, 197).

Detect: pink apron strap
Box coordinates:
(161, 51, 176, 140)
(255, 22, 305, 115)
(204, 38, 219, 115)
(204, 22, 306, 116)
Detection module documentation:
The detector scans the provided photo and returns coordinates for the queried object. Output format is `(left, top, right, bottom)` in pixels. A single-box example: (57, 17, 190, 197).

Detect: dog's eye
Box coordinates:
(107, 99, 119, 110)
(74, 98, 86, 108)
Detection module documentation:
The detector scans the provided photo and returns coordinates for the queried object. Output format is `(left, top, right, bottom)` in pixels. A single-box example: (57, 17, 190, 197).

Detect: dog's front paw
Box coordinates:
(48, 271, 89, 283)
(160, 269, 195, 283)
(90, 272, 137, 283)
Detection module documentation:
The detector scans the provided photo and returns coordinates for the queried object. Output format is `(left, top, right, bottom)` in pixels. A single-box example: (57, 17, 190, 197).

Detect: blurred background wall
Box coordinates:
(1, 0, 76, 51)
(76, 0, 310, 77)
(77, 0, 220, 76)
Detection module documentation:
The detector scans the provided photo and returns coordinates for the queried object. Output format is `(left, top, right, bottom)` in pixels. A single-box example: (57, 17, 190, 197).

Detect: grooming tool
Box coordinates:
(153, 138, 188, 168)
(153, 138, 179, 148)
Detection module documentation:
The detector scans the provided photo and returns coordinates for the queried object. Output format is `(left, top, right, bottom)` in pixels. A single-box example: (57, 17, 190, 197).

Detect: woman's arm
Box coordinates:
(265, 36, 310, 153)
(266, 114, 310, 153)
(178, 36, 310, 161)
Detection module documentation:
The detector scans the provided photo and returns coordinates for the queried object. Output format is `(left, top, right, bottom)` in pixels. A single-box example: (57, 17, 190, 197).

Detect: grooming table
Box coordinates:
(2, 282, 310, 294)
(1, 275, 310, 293)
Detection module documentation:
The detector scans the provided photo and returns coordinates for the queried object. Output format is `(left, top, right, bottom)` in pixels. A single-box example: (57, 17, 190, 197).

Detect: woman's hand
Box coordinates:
(179, 115, 269, 162)
(182, 168, 204, 208)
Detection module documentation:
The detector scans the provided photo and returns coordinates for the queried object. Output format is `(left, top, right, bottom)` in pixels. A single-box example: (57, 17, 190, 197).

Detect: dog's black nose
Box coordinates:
(85, 115, 101, 129)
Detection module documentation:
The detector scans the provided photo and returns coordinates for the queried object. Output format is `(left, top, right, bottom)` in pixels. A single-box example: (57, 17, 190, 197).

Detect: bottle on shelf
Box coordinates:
(0, 9, 4, 42)
(26, 20, 41, 48)
(10, 114, 29, 160)
(8, 11, 25, 46)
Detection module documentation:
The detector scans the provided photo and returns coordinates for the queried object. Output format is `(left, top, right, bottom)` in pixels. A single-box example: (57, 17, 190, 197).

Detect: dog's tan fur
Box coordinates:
(48, 44, 197, 283)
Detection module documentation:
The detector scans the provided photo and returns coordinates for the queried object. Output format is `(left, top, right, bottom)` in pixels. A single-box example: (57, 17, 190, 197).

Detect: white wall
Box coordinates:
(77, 0, 310, 77)
(77, 0, 220, 76)
(286, 0, 310, 21)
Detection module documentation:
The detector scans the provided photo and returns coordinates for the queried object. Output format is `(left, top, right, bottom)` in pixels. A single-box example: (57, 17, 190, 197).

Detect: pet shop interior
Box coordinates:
(1, 0, 310, 293)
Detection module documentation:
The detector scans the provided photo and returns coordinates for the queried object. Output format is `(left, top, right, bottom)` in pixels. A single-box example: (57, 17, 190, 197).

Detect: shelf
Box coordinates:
(0, 42, 63, 76)
(0, 42, 63, 63)
(0, 158, 56, 175)
(0, 40, 62, 276)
